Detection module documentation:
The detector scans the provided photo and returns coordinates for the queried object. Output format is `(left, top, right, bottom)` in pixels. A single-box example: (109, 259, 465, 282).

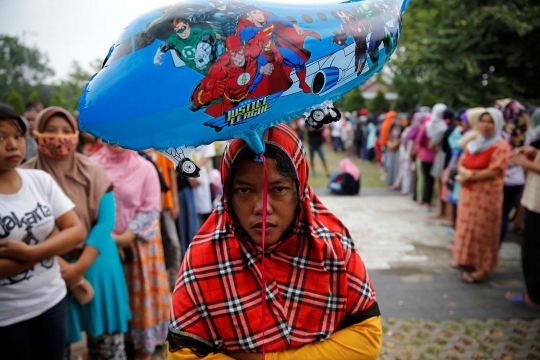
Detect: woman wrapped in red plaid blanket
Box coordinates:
(168, 124, 382, 360)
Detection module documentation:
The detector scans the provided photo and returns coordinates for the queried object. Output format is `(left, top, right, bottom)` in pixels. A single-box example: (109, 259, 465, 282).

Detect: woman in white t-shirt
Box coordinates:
(0, 105, 85, 360)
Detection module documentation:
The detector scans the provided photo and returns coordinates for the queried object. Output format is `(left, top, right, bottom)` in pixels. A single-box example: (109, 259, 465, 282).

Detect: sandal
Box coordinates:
(505, 292, 540, 311)
(458, 271, 486, 284)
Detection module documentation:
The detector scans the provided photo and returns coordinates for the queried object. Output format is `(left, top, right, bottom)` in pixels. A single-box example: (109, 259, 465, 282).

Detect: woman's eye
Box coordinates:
(274, 187, 287, 193)
(236, 187, 250, 194)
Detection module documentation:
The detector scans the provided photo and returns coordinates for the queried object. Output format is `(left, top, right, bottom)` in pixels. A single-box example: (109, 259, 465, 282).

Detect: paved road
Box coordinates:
(319, 192, 539, 359)
(80, 191, 540, 360)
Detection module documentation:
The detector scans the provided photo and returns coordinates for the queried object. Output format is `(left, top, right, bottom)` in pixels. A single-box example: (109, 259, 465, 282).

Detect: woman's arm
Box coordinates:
(168, 348, 234, 360)
(511, 153, 540, 174)
(227, 316, 382, 360)
(456, 154, 472, 181)
(60, 192, 116, 287)
(114, 209, 160, 248)
(113, 230, 137, 248)
(0, 259, 36, 279)
(60, 246, 99, 289)
(0, 210, 85, 262)
(467, 168, 503, 182)
(515, 146, 539, 158)
(169, 317, 382, 360)
(170, 166, 180, 220)
(406, 141, 415, 163)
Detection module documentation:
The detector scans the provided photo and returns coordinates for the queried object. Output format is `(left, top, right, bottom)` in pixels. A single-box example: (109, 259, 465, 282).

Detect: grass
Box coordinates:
(305, 142, 386, 190)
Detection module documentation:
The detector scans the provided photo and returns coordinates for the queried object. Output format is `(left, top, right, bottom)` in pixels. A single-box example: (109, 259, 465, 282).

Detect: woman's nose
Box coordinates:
(253, 194, 272, 215)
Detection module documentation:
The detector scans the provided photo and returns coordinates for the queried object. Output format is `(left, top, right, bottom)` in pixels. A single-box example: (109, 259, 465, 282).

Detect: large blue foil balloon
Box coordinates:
(79, 0, 410, 173)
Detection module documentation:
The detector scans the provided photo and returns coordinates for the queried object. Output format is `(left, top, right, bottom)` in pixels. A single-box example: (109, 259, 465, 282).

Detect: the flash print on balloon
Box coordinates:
(78, 0, 410, 175)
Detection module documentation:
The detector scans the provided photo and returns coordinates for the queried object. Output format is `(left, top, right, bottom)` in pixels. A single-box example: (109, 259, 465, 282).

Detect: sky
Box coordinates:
(0, 0, 336, 83)
(0, 0, 175, 81)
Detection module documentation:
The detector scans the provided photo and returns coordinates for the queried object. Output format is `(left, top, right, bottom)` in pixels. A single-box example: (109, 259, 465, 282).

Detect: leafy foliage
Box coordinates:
(6, 90, 25, 114)
(28, 91, 41, 102)
(0, 35, 54, 103)
(370, 90, 391, 113)
(393, 0, 540, 108)
(56, 60, 93, 112)
(50, 93, 68, 109)
(343, 88, 366, 112)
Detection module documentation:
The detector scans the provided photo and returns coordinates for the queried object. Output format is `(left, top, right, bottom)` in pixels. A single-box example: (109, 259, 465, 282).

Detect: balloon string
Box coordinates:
(261, 154, 267, 360)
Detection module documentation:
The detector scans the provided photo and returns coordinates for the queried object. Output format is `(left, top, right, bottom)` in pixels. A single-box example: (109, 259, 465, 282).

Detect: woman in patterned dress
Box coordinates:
(91, 146, 170, 360)
(453, 108, 510, 284)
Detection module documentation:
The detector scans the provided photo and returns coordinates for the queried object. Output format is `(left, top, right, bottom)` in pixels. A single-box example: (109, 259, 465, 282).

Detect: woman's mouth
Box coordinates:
(252, 222, 277, 233)
(6, 155, 22, 163)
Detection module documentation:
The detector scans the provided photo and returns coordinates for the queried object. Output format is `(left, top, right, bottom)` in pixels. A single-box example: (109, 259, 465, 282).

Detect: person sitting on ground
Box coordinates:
(328, 158, 361, 196)
(168, 124, 381, 360)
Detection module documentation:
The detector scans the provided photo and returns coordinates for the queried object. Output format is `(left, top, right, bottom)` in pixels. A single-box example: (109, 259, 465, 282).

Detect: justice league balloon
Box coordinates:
(78, 0, 410, 175)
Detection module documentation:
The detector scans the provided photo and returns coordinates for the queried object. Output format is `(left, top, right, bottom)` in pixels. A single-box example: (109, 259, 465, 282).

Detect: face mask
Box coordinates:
(34, 131, 79, 159)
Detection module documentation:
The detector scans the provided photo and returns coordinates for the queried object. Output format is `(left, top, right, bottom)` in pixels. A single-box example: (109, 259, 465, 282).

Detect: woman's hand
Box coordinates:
(118, 248, 126, 263)
(172, 202, 180, 220)
(61, 262, 84, 289)
(188, 178, 200, 187)
(112, 231, 136, 248)
(0, 241, 37, 262)
(512, 146, 538, 158)
(510, 152, 528, 167)
(456, 169, 472, 183)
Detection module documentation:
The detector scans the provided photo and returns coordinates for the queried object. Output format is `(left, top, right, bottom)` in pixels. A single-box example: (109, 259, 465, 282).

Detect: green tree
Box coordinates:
(343, 88, 366, 112)
(393, 0, 540, 107)
(418, 92, 439, 108)
(28, 90, 41, 103)
(0, 35, 54, 102)
(55, 60, 92, 112)
(50, 93, 68, 109)
(370, 90, 390, 113)
(6, 90, 25, 114)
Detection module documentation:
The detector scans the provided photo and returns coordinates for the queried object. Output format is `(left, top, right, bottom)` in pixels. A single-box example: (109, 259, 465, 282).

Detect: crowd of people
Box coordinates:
(363, 101, 539, 309)
(1, 95, 538, 360)
(293, 100, 539, 309)
(0, 102, 228, 360)
(1, 100, 383, 360)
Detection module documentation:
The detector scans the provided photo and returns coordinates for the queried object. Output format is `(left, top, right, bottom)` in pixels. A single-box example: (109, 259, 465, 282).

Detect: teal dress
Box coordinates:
(66, 192, 131, 344)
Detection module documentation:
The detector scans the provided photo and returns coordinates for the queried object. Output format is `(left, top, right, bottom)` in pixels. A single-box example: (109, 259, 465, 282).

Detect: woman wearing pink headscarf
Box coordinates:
(328, 158, 361, 195)
(91, 145, 170, 360)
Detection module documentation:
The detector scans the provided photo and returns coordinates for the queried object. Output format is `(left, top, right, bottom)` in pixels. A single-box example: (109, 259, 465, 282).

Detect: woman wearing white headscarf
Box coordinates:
(453, 108, 510, 284)
(426, 104, 448, 217)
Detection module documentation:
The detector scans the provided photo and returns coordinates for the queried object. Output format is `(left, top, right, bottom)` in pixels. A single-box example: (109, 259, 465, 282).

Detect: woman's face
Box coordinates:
(478, 114, 495, 137)
(400, 116, 409, 128)
(0, 120, 25, 172)
(43, 115, 74, 135)
(231, 157, 298, 246)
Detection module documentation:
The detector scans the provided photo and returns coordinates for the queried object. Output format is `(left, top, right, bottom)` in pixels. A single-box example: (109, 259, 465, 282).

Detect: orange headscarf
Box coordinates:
(379, 111, 397, 147)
